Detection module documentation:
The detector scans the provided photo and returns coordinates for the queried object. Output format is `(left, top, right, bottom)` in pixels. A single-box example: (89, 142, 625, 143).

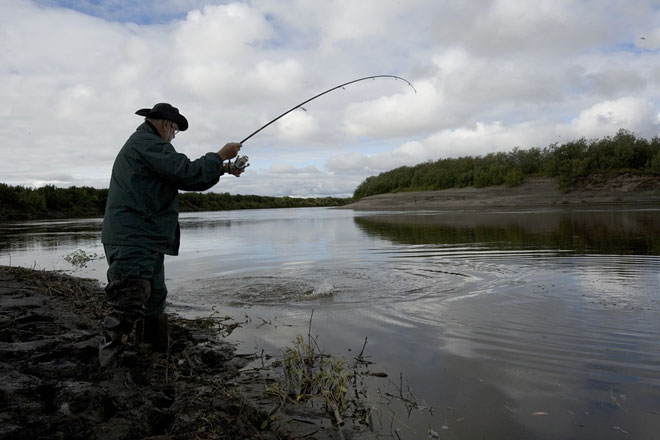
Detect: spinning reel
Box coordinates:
(223, 155, 250, 174)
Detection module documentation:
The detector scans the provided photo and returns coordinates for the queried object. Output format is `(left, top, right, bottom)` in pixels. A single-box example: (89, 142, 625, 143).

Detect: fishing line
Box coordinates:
(240, 74, 416, 144)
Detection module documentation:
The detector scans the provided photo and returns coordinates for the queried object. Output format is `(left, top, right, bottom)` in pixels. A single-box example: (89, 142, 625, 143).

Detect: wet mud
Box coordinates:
(0, 266, 371, 439)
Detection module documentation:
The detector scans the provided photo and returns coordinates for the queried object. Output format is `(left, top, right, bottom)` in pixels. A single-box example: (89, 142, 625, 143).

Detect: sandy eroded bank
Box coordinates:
(342, 176, 660, 211)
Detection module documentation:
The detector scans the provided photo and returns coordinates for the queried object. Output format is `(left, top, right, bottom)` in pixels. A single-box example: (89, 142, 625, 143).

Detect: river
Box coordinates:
(1, 206, 659, 439)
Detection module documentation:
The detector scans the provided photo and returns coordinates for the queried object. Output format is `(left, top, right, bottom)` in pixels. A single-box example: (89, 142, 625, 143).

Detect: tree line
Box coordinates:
(4, 130, 658, 220)
(0, 184, 351, 221)
(353, 130, 660, 199)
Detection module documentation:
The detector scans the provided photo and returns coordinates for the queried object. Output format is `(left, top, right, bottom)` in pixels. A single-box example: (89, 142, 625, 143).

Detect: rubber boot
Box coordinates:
(142, 313, 169, 353)
(105, 277, 151, 314)
(100, 277, 151, 366)
(98, 312, 134, 367)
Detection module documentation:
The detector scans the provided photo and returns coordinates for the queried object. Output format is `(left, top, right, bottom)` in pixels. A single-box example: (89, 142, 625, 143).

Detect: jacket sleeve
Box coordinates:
(140, 139, 225, 192)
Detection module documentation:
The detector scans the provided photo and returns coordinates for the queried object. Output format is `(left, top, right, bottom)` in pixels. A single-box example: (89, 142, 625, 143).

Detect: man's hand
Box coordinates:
(217, 142, 242, 161)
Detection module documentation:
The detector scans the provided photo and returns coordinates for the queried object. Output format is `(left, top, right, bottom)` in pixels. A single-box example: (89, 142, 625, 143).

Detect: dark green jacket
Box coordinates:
(102, 122, 224, 255)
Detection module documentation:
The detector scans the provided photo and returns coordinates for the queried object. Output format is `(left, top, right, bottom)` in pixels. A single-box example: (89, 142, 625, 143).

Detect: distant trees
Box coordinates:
(5, 131, 659, 220)
(178, 192, 349, 212)
(0, 184, 350, 221)
(354, 130, 660, 199)
(0, 184, 109, 219)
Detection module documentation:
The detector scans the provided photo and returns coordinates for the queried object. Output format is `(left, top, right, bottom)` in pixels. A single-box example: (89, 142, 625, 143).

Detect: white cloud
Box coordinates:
(568, 97, 659, 139)
(276, 110, 320, 143)
(326, 100, 660, 178)
(269, 163, 319, 175)
(344, 80, 439, 138)
(248, 59, 305, 94)
(433, 0, 644, 55)
(1, 0, 659, 197)
(326, 122, 530, 174)
(219, 166, 357, 198)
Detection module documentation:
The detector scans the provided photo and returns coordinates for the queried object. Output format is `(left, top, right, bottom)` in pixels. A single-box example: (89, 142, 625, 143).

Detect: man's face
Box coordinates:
(161, 120, 179, 142)
(167, 121, 179, 142)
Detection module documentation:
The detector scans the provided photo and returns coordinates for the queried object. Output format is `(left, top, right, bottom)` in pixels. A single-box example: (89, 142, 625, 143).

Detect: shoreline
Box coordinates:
(341, 176, 660, 211)
(0, 266, 370, 440)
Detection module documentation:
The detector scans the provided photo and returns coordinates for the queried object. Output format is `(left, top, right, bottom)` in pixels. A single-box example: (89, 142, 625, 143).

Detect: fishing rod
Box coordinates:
(240, 75, 416, 144)
(226, 75, 416, 173)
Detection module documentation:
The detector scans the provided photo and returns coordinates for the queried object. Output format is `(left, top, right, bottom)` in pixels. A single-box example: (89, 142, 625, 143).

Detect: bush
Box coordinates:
(353, 132, 660, 199)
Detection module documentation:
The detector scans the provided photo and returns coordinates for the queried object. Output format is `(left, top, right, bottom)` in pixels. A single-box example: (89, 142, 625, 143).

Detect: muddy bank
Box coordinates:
(0, 266, 372, 440)
(342, 175, 660, 211)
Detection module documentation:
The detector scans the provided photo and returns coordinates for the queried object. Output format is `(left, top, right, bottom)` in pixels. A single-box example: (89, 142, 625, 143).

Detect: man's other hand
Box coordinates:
(217, 142, 242, 161)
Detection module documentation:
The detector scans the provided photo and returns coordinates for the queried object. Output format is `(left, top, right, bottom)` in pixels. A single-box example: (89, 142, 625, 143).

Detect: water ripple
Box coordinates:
(180, 248, 660, 392)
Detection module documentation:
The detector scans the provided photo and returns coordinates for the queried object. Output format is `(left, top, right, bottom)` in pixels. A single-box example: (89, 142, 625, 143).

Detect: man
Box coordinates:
(99, 103, 244, 366)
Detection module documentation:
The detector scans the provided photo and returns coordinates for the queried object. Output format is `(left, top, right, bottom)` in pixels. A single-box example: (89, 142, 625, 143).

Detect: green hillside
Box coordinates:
(353, 130, 660, 199)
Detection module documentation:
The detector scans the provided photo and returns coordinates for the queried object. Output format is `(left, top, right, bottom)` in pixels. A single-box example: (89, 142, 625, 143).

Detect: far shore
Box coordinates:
(341, 175, 660, 211)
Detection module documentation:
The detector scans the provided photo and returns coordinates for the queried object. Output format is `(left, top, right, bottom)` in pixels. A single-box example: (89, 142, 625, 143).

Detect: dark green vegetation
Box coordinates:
(353, 130, 660, 199)
(0, 184, 351, 221)
(178, 192, 350, 212)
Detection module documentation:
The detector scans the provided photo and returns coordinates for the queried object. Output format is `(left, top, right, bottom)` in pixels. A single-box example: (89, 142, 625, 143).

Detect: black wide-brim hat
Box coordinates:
(135, 103, 188, 131)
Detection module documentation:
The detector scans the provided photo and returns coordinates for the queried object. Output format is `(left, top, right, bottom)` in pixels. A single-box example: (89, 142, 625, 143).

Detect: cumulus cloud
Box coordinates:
(172, 4, 277, 98)
(269, 163, 320, 175)
(344, 80, 440, 138)
(433, 0, 638, 55)
(219, 165, 358, 198)
(1, 0, 659, 197)
(567, 97, 659, 139)
(327, 98, 660, 177)
(275, 110, 321, 143)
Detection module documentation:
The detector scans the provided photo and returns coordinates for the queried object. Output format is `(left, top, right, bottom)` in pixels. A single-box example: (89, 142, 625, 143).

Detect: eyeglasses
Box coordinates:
(169, 122, 179, 135)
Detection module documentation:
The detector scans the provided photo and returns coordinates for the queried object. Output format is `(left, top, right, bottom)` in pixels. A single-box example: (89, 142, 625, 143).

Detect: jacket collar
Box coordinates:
(141, 120, 161, 136)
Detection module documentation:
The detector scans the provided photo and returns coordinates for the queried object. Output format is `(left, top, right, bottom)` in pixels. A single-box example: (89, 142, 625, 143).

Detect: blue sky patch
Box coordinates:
(33, 0, 208, 24)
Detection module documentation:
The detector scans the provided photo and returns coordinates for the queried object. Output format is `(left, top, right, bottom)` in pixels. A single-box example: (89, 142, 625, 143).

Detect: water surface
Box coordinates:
(1, 207, 659, 439)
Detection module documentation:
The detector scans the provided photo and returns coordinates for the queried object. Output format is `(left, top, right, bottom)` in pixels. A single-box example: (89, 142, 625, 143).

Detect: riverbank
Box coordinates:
(0, 266, 372, 440)
(342, 175, 660, 211)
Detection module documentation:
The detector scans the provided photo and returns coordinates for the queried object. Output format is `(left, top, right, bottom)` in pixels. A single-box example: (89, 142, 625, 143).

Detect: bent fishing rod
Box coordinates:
(240, 75, 416, 144)
(225, 75, 416, 173)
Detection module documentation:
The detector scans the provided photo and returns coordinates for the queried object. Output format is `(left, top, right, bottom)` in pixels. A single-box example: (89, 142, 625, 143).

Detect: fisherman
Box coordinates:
(99, 103, 244, 366)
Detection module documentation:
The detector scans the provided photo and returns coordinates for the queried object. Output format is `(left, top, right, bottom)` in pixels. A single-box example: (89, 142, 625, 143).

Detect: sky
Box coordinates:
(1, 0, 659, 198)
